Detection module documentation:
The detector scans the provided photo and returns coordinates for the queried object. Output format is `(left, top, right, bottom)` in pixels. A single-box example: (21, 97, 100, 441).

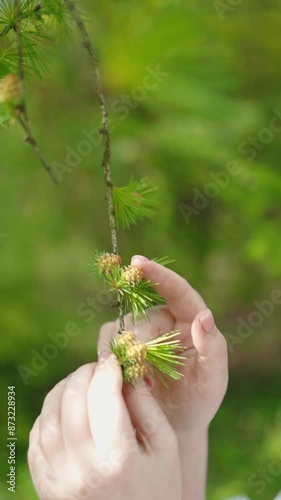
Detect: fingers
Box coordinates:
(128, 307, 173, 341)
(39, 378, 67, 457)
(28, 416, 49, 500)
(97, 321, 116, 355)
(37, 365, 97, 461)
(131, 256, 206, 322)
(61, 363, 97, 452)
(191, 309, 228, 395)
(28, 415, 41, 469)
(123, 380, 177, 453)
(87, 353, 135, 458)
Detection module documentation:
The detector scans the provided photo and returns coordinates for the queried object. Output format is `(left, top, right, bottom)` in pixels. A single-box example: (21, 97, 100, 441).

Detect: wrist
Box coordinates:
(178, 426, 208, 451)
(177, 427, 208, 500)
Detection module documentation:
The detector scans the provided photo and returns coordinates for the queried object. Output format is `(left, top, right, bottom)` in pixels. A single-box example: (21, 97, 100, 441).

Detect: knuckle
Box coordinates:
(28, 416, 42, 468)
(28, 436, 45, 474)
(27, 446, 34, 469)
(192, 288, 207, 308)
(41, 391, 52, 410)
(42, 378, 67, 409)
(29, 415, 40, 445)
(68, 477, 92, 500)
(74, 363, 96, 379)
(27, 440, 37, 469)
(63, 382, 79, 401)
(39, 414, 60, 453)
(62, 375, 85, 405)
(61, 363, 96, 402)
(182, 283, 207, 313)
(73, 466, 115, 498)
(65, 363, 95, 391)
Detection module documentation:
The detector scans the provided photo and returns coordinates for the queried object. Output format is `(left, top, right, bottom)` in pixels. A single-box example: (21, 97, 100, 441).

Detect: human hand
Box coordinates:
(28, 355, 182, 500)
(98, 255, 228, 442)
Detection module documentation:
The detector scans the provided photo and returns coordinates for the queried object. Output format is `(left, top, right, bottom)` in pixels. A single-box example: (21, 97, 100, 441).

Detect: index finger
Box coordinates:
(131, 255, 206, 322)
(88, 354, 135, 457)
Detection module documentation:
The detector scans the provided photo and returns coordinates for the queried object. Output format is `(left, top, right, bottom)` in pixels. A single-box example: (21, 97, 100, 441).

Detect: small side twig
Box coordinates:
(14, 0, 58, 185)
(64, 0, 125, 332)
(17, 114, 58, 185)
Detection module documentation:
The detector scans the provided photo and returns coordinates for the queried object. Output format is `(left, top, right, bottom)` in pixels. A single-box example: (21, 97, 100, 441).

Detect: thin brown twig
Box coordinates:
(64, 0, 125, 332)
(13, 0, 58, 185)
(17, 114, 59, 185)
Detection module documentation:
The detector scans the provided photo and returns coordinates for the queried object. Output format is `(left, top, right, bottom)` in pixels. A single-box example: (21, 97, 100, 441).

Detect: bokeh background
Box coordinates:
(1, 0, 281, 499)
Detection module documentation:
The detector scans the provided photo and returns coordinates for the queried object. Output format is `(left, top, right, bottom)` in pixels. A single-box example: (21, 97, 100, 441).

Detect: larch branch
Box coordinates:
(64, 0, 125, 332)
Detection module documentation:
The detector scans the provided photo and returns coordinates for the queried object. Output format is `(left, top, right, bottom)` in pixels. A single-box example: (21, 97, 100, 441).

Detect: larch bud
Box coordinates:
(0, 75, 23, 106)
(97, 252, 122, 275)
(121, 265, 143, 285)
(127, 343, 147, 362)
(114, 331, 148, 385)
(116, 330, 136, 347)
(124, 363, 147, 385)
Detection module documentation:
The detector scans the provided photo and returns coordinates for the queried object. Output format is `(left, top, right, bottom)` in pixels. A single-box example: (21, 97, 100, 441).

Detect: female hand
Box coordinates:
(98, 255, 228, 437)
(98, 256, 229, 499)
(28, 355, 182, 500)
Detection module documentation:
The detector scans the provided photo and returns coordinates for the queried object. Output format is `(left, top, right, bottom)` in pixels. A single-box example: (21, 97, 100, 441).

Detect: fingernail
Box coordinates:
(144, 375, 154, 390)
(98, 350, 111, 362)
(199, 309, 216, 334)
(131, 255, 149, 266)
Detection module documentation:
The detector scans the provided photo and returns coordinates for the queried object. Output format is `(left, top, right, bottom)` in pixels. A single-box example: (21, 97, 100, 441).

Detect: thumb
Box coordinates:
(191, 309, 228, 394)
(87, 352, 132, 456)
(123, 380, 176, 453)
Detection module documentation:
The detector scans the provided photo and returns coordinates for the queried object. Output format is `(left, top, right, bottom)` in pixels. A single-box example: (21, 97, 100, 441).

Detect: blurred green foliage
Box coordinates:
(0, 0, 281, 499)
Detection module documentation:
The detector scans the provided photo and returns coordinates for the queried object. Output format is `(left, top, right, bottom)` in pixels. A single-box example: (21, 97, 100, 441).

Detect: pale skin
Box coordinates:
(28, 256, 228, 500)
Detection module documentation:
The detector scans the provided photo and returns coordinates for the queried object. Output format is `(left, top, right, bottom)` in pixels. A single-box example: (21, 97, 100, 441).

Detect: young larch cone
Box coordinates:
(127, 343, 147, 363)
(111, 328, 186, 387)
(124, 363, 147, 384)
(121, 265, 143, 285)
(115, 330, 148, 385)
(116, 330, 136, 347)
(97, 252, 122, 275)
(0, 75, 23, 106)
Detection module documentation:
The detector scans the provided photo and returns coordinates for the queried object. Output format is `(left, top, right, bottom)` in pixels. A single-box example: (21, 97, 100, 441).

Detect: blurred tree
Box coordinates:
(0, 1, 281, 499)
